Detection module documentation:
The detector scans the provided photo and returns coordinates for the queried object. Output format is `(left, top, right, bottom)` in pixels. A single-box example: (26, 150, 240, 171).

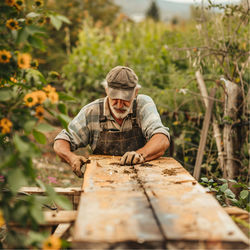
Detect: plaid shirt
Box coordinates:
(55, 94, 170, 151)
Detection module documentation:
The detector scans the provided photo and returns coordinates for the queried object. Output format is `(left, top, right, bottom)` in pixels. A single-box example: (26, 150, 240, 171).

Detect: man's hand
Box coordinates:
(120, 151, 145, 166)
(71, 156, 90, 178)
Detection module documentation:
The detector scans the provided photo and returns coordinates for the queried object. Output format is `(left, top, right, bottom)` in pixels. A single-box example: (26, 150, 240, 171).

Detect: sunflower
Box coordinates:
(24, 92, 38, 107)
(35, 106, 44, 120)
(5, 0, 15, 6)
(48, 91, 59, 104)
(0, 118, 12, 134)
(25, 18, 33, 25)
(18, 53, 31, 69)
(31, 59, 39, 69)
(37, 17, 46, 25)
(43, 84, 56, 93)
(35, 90, 47, 104)
(34, 0, 44, 8)
(42, 235, 61, 250)
(15, 0, 24, 9)
(6, 19, 19, 30)
(0, 50, 11, 64)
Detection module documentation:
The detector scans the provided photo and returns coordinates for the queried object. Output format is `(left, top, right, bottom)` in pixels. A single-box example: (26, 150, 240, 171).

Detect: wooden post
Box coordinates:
(195, 70, 225, 171)
(193, 88, 216, 180)
(223, 79, 243, 184)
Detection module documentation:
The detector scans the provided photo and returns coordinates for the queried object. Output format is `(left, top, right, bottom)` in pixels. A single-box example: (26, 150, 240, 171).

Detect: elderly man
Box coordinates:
(54, 66, 170, 177)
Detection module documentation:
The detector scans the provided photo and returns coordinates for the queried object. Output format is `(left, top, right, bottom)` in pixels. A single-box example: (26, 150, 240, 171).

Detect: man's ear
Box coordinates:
(135, 88, 139, 97)
(105, 87, 109, 96)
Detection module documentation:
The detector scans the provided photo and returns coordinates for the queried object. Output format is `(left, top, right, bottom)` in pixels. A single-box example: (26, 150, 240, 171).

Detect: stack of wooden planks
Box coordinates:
(72, 156, 249, 249)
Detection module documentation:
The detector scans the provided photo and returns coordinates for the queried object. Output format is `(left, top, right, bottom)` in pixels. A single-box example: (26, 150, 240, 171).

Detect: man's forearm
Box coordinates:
(136, 133, 170, 161)
(53, 139, 77, 165)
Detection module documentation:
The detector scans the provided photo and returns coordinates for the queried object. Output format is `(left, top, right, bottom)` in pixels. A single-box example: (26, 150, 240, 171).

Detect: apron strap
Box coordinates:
(131, 98, 138, 127)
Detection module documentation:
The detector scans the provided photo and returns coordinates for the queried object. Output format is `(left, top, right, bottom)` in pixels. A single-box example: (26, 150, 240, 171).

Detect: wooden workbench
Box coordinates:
(72, 156, 249, 249)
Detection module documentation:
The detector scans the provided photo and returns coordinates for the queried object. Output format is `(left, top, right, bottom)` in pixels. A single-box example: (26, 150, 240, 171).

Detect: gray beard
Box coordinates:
(108, 99, 132, 119)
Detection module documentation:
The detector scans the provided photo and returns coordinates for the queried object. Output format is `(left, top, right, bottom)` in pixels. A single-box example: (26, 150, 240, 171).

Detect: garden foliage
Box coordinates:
(0, 0, 73, 248)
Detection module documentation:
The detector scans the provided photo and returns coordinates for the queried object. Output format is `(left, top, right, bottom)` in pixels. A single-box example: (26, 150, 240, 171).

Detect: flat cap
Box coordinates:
(106, 66, 138, 101)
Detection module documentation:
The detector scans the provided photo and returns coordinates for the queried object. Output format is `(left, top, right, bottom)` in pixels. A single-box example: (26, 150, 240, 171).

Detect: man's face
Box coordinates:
(108, 97, 133, 120)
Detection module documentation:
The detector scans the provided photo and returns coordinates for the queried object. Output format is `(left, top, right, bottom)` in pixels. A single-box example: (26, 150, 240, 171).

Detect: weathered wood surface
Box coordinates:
(72, 156, 249, 249)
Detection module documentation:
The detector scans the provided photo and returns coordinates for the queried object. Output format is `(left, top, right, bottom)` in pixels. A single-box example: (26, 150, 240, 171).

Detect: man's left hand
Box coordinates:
(120, 151, 145, 165)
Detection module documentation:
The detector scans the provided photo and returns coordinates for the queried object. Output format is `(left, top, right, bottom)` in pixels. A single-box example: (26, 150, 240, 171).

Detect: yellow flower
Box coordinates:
(5, 0, 15, 6)
(31, 59, 39, 69)
(6, 19, 19, 30)
(0, 118, 12, 134)
(35, 90, 47, 104)
(15, 0, 24, 9)
(43, 84, 56, 93)
(10, 77, 17, 83)
(42, 235, 61, 250)
(24, 92, 38, 107)
(35, 106, 44, 120)
(0, 50, 11, 64)
(48, 91, 59, 104)
(0, 210, 5, 227)
(37, 17, 46, 25)
(25, 18, 33, 25)
(34, 0, 44, 8)
(18, 53, 31, 69)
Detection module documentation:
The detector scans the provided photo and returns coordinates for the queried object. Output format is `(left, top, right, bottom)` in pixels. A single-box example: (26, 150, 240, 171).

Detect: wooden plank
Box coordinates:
(53, 223, 71, 238)
(196, 70, 225, 171)
(193, 88, 216, 180)
(73, 157, 163, 248)
(44, 211, 77, 225)
(19, 187, 82, 195)
(134, 157, 249, 247)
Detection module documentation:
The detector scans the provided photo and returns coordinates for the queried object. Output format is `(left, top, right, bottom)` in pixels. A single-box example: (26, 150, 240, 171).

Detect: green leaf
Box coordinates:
(26, 25, 46, 35)
(24, 120, 36, 134)
(53, 195, 72, 210)
(13, 134, 30, 153)
(49, 15, 62, 30)
(28, 36, 45, 50)
(58, 113, 71, 129)
(0, 88, 12, 101)
(218, 178, 227, 183)
(56, 15, 71, 24)
(220, 183, 228, 192)
(58, 92, 76, 101)
(240, 190, 249, 200)
(58, 103, 67, 114)
(33, 129, 47, 144)
(201, 177, 208, 182)
(8, 169, 28, 193)
(224, 189, 235, 198)
(30, 202, 44, 224)
(36, 123, 55, 132)
(16, 28, 29, 44)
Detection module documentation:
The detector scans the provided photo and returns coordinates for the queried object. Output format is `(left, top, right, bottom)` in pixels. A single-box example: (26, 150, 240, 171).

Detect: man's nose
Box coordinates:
(116, 99, 124, 109)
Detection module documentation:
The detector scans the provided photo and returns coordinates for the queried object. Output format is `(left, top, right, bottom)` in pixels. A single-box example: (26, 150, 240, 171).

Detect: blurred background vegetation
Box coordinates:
(0, 0, 249, 248)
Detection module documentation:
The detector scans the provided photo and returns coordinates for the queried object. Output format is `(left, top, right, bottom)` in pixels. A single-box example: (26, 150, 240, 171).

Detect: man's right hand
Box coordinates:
(70, 155, 89, 178)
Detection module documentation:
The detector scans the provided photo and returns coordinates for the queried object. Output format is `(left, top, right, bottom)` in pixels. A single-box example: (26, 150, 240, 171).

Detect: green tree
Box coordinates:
(146, 0, 160, 21)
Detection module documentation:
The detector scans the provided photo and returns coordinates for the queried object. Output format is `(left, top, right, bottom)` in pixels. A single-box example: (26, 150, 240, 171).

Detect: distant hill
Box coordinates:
(114, 0, 193, 22)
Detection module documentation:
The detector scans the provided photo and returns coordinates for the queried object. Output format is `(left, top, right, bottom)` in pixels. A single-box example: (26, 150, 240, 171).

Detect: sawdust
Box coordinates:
(162, 168, 177, 176)
(140, 163, 154, 167)
(123, 170, 131, 174)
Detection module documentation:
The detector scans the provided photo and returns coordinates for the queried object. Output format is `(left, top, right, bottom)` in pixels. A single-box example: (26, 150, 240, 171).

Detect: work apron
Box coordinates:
(93, 99, 146, 156)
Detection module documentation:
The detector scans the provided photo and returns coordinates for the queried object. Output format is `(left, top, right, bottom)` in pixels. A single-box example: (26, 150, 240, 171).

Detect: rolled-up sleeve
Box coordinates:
(54, 108, 90, 151)
(137, 95, 170, 142)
